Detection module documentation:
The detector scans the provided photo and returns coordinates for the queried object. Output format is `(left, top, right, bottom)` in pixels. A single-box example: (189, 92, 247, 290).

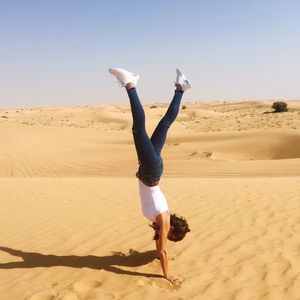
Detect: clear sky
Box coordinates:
(0, 0, 300, 107)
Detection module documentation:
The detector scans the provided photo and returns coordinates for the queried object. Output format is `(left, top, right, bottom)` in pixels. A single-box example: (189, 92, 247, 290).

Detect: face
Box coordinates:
(152, 222, 174, 240)
(152, 222, 160, 230)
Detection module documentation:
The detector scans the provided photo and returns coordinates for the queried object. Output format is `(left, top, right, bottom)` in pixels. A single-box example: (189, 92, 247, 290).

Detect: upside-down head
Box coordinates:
(168, 214, 191, 242)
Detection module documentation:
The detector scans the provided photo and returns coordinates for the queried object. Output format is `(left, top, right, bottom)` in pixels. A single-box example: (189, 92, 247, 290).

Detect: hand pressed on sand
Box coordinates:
(165, 274, 184, 286)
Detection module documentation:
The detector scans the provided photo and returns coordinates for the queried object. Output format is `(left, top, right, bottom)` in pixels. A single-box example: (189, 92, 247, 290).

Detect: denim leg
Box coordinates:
(127, 88, 158, 167)
(150, 90, 183, 155)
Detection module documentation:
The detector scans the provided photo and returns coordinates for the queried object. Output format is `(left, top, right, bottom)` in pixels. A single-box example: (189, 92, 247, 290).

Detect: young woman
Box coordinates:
(109, 68, 191, 284)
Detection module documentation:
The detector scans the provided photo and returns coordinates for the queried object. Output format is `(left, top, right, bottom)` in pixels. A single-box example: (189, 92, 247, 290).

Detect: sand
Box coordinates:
(0, 100, 300, 299)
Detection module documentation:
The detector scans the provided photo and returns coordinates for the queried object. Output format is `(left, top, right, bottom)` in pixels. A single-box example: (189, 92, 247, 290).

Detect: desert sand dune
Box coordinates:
(168, 130, 300, 160)
(1, 178, 300, 299)
(1, 124, 300, 177)
(0, 100, 300, 299)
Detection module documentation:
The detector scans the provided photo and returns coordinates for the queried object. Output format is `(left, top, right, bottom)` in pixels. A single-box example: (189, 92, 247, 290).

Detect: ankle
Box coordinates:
(126, 82, 135, 90)
(175, 83, 182, 91)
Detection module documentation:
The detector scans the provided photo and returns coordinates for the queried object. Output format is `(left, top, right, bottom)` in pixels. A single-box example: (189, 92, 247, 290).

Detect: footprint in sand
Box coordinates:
(168, 252, 177, 261)
(25, 289, 55, 300)
(70, 279, 102, 294)
(138, 274, 185, 291)
(26, 279, 106, 300)
(57, 279, 104, 299)
(54, 290, 78, 300)
(58, 289, 115, 300)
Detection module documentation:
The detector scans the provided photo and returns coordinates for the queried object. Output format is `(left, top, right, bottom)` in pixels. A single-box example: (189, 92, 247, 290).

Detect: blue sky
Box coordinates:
(0, 0, 299, 107)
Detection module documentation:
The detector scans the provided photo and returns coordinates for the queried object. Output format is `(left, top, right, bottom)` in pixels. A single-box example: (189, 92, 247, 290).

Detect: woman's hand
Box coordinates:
(165, 275, 184, 285)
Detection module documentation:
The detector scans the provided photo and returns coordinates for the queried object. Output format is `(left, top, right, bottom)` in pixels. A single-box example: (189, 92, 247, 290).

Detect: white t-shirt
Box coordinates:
(138, 180, 170, 221)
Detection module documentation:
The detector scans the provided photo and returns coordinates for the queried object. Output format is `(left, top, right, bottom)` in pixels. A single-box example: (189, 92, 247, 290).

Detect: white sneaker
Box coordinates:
(108, 68, 139, 87)
(175, 68, 192, 91)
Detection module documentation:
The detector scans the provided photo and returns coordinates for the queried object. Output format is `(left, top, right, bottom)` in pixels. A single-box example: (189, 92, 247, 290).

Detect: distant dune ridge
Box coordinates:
(1, 100, 300, 177)
(0, 100, 300, 299)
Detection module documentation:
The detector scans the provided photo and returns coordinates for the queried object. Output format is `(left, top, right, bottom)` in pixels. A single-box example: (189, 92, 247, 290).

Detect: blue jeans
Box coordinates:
(127, 88, 184, 183)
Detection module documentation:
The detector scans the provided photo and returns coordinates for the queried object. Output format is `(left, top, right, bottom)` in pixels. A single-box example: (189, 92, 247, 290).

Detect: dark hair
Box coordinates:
(168, 214, 190, 242)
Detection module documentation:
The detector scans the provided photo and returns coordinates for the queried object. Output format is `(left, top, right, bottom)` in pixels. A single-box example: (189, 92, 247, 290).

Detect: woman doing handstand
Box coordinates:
(109, 68, 191, 284)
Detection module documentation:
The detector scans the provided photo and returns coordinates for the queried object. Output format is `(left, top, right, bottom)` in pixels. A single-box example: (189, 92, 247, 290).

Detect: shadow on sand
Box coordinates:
(262, 111, 280, 114)
(0, 246, 161, 278)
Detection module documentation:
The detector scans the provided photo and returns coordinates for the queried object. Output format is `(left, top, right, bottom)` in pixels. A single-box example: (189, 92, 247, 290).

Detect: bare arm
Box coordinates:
(155, 239, 159, 258)
(155, 213, 172, 281)
(154, 214, 184, 285)
(158, 225, 170, 279)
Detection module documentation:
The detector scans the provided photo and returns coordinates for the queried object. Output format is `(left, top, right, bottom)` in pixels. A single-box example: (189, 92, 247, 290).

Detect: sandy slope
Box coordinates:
(0, 100, 300, 299)
(1, 178, 300, 300)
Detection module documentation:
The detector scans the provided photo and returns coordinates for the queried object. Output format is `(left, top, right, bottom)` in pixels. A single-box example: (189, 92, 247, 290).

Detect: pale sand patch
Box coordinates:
(0, 178, 300, 300)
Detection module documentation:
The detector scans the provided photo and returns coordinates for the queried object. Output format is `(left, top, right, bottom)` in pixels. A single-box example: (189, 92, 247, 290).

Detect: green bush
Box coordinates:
(272, 101, 288, 112)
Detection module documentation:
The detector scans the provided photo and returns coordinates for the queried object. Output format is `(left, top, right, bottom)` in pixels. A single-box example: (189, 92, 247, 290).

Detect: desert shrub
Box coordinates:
(150, 105, 157, 109)
(272, 101, 288, 112)
(182, 105, 187, 110)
